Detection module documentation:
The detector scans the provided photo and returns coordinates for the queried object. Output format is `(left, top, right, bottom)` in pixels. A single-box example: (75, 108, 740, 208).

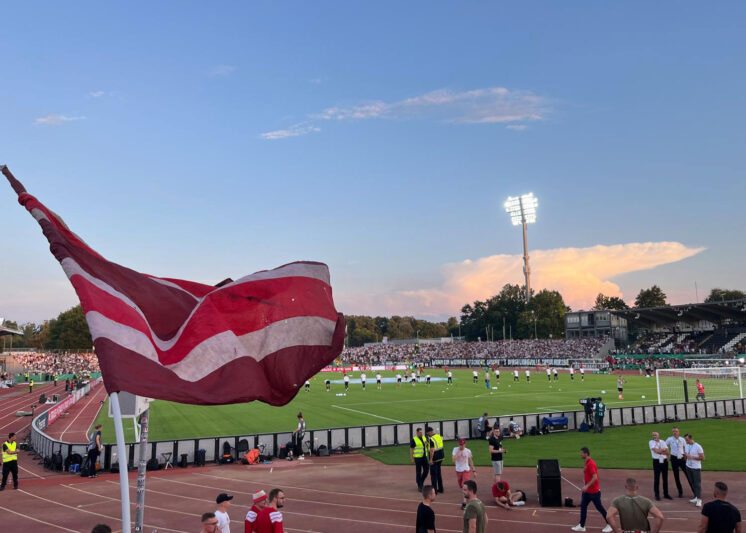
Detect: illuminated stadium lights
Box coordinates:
(504, 193, 538, 303)
(504, 193, 538, 226)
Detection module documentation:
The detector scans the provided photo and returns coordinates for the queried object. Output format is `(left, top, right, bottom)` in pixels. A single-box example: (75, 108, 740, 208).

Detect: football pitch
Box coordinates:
(93, 369, 666, 443)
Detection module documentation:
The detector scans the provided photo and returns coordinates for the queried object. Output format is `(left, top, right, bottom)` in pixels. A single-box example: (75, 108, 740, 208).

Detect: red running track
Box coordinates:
(0, 453, 744, 532)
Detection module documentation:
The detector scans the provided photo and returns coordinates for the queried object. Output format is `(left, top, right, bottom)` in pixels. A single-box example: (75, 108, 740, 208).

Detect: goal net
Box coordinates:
(656, 367, 744, 405)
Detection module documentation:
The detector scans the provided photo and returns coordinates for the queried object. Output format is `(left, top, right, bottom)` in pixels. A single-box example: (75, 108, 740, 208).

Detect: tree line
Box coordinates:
(2, 287, 743, 349)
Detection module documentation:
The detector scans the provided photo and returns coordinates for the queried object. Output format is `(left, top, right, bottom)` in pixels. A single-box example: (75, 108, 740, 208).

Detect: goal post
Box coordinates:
(656, 367, 744, 405)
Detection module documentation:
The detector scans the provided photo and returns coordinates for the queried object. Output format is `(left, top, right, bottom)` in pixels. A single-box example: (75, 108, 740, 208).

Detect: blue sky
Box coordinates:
(1, 2, 744, 323)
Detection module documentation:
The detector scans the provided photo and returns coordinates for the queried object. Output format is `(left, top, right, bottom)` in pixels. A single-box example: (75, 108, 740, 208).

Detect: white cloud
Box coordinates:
(209, 64, 237, 76)
(88, 91, 106, 98)
(336, 242, 705, 318)
(260, 123, 321, 140)
(34, 114, 86, 126)
(309, 77, 323, 85)
(312, 87, 548, 124)
(506, 124, 527, 131)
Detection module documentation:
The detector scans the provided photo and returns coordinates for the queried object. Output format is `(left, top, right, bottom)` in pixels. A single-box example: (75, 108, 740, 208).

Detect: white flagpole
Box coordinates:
(110, 392, 132, 531)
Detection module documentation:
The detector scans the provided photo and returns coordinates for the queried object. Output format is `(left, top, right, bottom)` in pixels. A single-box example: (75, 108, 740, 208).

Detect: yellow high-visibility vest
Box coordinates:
(2, 441, 17, 463)
(430, 433, 444, 452)
(412, 436, 428, 458)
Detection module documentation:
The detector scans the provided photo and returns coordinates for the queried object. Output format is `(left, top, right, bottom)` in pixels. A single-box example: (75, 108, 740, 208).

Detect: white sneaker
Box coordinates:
(571, 526, 586, 532)
(513, 501, 525, 506)
(602, 526, 613, 533)
(696, 499, 702, 507)
(689, 498, 698, 503)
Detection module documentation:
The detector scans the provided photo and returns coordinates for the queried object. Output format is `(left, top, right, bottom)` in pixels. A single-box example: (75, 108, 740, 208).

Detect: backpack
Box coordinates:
(242, 448, 260, 465)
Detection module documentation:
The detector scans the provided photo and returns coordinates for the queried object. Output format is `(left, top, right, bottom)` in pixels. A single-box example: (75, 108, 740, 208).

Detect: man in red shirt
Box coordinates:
(490, 480, 525, 509)
(255, 488, 286, 533)
(572, 447, 613, 532)
(245, 489, 268, 532)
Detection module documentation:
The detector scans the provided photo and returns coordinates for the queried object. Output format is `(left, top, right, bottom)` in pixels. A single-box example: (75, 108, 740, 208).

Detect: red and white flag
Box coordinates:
(3, 166, 345, 405)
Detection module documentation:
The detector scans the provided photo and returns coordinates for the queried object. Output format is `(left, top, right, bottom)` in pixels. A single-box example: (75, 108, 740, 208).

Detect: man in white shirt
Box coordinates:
(426, 374, 431, 385)
(360, 372, 367, 390)
(546, 367, 552, 382)
(580, 367, 585, 381)
(513, 369, 519, 382)
(525, 369, 531, 382)
(343, 373, 350, 391)
(570, 366, 575, 380)
(452, 438, 476, 510)
(683, 433, 704, 507)
(665, 427, 687, 498)
(376, 373, 382, 390)
(447, 370, 453, 384)
(472, 369, 478, 384)
(214, 493, 233, 533)
(396, 373, 402, 388)
(649, 432, 672, 501)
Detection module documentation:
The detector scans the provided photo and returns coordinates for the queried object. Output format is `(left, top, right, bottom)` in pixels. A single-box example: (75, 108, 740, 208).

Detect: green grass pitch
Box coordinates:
(361, 418, 746, 471)
(93, 369, 670, 443)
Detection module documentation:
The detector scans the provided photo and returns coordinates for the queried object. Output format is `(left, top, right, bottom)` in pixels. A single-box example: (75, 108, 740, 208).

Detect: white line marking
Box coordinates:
(18, 462, 44, 478)
(18, 489, 189, 533)
(0, 503, 81, 532)
(331, 404, 403, 423)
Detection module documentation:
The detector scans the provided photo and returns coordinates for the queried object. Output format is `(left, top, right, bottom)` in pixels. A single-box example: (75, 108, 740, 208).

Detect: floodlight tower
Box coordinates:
(504, 193, 538, 303)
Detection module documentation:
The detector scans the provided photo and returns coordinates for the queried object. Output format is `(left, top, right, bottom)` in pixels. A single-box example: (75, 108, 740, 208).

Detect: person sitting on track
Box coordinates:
(491, 480, 526, 509)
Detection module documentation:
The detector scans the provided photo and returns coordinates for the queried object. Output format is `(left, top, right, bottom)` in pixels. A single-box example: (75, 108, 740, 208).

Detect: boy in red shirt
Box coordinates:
(245, 490, 268, 533)
(255, 488, 286, 533)
(572, 447, 612, 532)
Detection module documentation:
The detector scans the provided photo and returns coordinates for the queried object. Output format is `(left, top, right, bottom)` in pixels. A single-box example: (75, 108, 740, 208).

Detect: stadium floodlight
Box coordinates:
(504, 193, 538, 302)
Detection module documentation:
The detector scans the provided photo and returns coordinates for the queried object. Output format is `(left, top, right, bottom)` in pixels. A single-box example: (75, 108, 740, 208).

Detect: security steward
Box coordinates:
(28, 379, 34, 394)
(1, 432, 19, 490)
(409, 427, 430, 492)
(427, 426, 445, 494)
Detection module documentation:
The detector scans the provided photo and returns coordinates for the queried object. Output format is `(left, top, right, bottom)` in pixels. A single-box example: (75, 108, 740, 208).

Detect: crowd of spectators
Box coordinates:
(9, 351, 100, 375)
(340, 337, 608, 366)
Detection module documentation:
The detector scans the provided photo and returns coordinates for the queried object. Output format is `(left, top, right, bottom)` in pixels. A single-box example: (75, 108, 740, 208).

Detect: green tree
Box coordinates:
(593, 293, 630, 310)
(47, 305, 92, 350)
(704, 288, 745, 303)
(634, 285, 668, 308)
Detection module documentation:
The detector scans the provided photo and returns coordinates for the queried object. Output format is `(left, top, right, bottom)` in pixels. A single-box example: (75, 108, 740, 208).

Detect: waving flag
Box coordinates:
(3, 166, 345, 406)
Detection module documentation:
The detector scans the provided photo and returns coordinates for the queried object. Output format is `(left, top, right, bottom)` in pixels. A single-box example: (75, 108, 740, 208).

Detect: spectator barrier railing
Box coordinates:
(29, 396, 746, 471)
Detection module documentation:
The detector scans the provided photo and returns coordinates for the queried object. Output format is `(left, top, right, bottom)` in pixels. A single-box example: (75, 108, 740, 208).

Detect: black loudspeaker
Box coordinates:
(179, 454, 188, 468)
(537, 476, 562, 507)
(316, 445, 329, 456)
(537, 459, 561, 478)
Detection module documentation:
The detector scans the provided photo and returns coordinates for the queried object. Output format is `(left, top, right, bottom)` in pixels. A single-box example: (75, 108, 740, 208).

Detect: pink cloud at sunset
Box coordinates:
(338, 242, 704, 318)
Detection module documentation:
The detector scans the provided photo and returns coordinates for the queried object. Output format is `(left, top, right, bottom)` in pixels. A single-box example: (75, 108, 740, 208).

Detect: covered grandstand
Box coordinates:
(610, 298, 746, 354)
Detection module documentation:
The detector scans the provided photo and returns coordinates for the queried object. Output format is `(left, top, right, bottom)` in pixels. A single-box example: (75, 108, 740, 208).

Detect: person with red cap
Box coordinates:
(452, 438, 476, 510)
(245, 490, 268, 533)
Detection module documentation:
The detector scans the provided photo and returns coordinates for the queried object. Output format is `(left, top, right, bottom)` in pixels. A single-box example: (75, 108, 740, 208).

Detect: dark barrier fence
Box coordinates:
(30, 398, 746, 471)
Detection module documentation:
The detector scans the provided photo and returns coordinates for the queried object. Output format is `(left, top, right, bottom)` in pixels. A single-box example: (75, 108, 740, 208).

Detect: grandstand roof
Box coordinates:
(0, 323, 23, 337)
(610, 298, 746, 327)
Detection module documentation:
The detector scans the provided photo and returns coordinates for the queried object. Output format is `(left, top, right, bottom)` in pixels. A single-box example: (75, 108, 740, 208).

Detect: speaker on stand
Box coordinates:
(537, 459, 562, 507)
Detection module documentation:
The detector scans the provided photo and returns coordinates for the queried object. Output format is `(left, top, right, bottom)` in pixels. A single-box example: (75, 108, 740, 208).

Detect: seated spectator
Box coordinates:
(491, 480, 526, 509)
(508, 419, 523, 439)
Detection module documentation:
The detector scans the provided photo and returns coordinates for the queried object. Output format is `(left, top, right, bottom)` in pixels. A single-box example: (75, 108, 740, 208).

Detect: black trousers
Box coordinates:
(652, 459, 669, 497)
(1, 461, 18, 488)
(87, 449, 100, 477)
(414, 457, 429, 490)
(594, 415, 604, 433)
(293, 434, 305, 456)
(670, 456, 687, 496)
(430, 461, 443, 493)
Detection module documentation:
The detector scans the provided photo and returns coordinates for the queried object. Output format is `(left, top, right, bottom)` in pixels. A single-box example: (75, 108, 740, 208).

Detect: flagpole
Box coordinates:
(110, 392, 132, 532)
(134, 408, 150, 532)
